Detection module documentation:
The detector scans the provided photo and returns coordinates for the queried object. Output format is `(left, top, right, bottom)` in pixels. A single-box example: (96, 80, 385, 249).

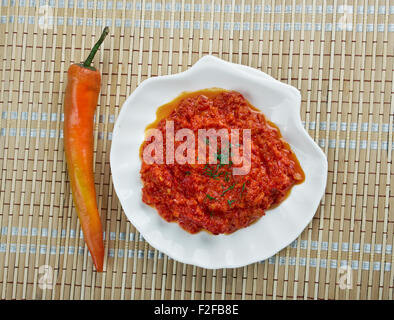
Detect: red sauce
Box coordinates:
(140, 89, 305, 235)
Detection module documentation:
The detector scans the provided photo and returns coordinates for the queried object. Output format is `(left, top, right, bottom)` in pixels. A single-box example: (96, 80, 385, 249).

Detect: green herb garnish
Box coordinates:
(216, 152, 229, 165)
(240, 182, 246, 198)
(203, 166, 219, 180)
(222, 183, 235, 196)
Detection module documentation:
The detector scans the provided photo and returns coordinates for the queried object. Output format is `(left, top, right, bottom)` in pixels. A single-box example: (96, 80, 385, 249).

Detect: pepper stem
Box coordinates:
(83, 27, 109, 68)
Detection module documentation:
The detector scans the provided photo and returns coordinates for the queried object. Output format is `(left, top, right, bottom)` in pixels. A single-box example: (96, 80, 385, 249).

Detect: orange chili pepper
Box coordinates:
(64, 27, 109, 272)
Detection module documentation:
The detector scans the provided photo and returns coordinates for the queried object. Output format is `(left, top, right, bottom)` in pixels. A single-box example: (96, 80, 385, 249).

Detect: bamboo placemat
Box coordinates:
(0, 0, 393, 300)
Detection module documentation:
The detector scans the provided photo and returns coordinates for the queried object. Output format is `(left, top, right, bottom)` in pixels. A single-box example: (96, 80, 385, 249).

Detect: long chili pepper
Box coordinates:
(64, 27, 109, 271)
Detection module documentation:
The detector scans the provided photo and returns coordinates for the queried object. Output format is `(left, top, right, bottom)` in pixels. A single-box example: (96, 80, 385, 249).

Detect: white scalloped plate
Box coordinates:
(110, 55, 327, 269)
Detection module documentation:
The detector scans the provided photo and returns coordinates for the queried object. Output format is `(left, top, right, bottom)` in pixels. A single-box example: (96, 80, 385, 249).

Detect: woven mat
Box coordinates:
(0, 0, 393, 300)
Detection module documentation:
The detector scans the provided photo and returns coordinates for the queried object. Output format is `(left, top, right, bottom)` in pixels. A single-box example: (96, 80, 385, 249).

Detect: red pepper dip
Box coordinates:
(140, 89, 304, 235)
